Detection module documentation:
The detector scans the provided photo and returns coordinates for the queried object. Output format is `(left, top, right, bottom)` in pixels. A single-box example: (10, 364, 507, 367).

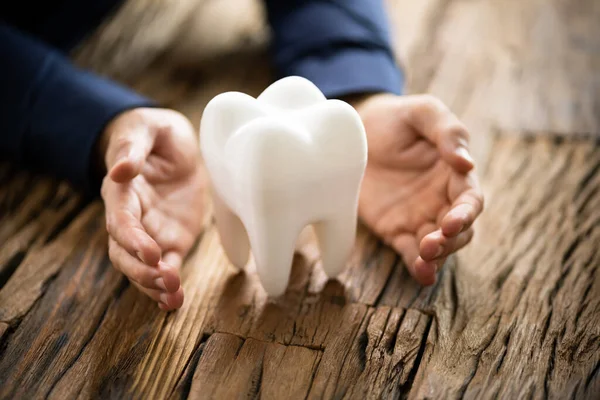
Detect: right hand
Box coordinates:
(99, 108, 206, 311)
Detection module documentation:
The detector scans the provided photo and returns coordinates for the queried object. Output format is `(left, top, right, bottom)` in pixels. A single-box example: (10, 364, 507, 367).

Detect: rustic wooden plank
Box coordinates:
(0, 179, 57, 243)
(306, 306, 431, 399)
(44, 281, 170, 399)
(0, 321, 8, 342)
(395, 0, 600, 137)
(184, 333, 244, 399)
(0, 202, 102, 324)
(406, 136, 600, 399)
(260, 342, 322, 399)
(202, 229, 406, 348)
(0, 0, 598, 399)
(191, 334, 322, 399)
(0, 185, 83, 291)
(0, 223, 121, 399)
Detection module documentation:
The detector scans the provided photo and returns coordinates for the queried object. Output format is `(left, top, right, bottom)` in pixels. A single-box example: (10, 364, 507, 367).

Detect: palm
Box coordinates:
(132, 157, 205, 269)
(353, 94, 483, 285)
(360, 132, 454, 248)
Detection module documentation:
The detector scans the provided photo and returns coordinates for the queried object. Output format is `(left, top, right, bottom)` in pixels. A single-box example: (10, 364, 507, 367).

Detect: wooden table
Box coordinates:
(1, 0, 599, 398)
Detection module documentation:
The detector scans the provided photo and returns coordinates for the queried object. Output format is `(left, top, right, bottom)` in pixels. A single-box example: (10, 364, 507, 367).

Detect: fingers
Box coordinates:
(103, 182, 161, 266)
(419, 228, 474, 262)
(443, 172, 484, 237)
(404, 95, 474, 173)
(413, 256, 446, 285)
(159, 254, 182, 293)
(391, 226, 474, 286)
(109, 238, 169, 290)
(106, 119, 156, 183)
(392, 234, 419, 270)
(407, 227, 474, 286)
(130, 280, 185, 311)
(391, 234, 436, 286)
(416, 222, 437, 244)
(109, 238, 183, 310)
(441, 202, 478, 237)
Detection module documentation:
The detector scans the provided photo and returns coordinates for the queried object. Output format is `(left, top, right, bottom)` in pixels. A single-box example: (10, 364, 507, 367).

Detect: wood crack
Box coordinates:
(540, 309, 553, 346)
(169, 333, 211, 400)
(577, 154, 600, 196)
(462, 317, 503, 397)
(397, 315, 432, 398)
(449, 268, 459, 327)
(584, 357, 600, 394)
(302, 352, 323, 400)
(43, 199, 87, 245)
(0, 250, 26, 290)
(372, 254, 399, 307)
(45, 296, 113, 398)
(543, 337, 558, 398)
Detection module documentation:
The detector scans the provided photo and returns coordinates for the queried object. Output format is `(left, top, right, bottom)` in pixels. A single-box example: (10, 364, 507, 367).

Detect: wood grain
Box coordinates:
(1, 0, 599, 399)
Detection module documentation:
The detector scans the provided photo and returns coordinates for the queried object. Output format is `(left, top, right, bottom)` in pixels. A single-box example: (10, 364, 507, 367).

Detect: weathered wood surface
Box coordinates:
(1, 0, 600, 399)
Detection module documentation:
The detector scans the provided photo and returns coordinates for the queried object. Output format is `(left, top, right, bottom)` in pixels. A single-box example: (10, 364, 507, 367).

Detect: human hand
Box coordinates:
(350, 93, 484, 285)
(99, 108, 205, 311)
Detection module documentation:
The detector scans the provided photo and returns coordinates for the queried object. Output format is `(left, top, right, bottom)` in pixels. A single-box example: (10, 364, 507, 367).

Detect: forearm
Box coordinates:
(0, 23, 153, 195)
(263, 0, 405, 99)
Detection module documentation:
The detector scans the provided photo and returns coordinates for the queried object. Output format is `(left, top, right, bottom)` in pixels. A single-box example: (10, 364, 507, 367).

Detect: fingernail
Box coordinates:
(160, 292, 169, 306)
(154, 277, 167, 291)
(456, 147, 474, 164)
(434, 245, 444, 258)
(137, 251, 146, 264)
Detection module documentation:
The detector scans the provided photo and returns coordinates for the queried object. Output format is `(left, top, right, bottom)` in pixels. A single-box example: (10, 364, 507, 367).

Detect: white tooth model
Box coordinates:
(200, 76, 368, 296)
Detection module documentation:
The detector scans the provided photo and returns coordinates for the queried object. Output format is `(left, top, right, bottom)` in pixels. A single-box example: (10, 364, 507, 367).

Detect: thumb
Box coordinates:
(107, 124, 155, 183)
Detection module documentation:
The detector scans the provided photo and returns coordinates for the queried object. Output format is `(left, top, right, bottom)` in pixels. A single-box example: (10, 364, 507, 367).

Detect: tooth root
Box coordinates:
(313, 213, 358, 278)
(248, 220, 299, 297)
(213, 192, 250, 268)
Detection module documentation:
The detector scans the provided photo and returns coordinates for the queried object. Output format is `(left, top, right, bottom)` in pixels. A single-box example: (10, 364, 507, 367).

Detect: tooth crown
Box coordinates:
(200, 76, 368, 296)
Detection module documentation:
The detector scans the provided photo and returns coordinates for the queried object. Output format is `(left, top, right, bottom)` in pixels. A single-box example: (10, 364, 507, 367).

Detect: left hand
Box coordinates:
(350, 93, 484, 285)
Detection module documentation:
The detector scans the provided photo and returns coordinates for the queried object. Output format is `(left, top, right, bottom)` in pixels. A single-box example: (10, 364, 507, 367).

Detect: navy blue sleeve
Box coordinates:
(264, 0, 404, 99)
(0, 22, 154, 194)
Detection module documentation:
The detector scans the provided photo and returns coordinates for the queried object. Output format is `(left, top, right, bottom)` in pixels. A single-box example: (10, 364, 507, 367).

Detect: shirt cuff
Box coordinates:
(27, 53, 155, 196)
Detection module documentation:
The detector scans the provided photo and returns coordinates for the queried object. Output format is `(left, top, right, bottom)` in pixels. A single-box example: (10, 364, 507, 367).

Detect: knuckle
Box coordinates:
(418, 94, 443, 112)
(408, 95, 446, 124)
(412, 99, 433, 117)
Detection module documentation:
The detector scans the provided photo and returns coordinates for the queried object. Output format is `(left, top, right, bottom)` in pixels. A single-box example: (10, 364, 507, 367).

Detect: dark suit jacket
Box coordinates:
(0, 0, 404, 195)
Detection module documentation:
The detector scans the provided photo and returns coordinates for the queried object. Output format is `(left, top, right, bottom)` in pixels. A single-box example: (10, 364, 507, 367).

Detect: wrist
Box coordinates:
(91, 108, 137, 181)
